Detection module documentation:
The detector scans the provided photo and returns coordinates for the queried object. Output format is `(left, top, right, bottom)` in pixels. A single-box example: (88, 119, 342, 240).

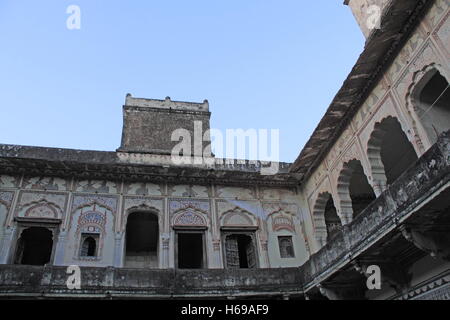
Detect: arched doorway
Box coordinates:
(368, 117, 419, 189)
(313, 192, 341, 245)
(348, 160, 376, 217)
(223, 233, 257, 269)
(15, 227, 53, 265)
(414, 70, 450, 145)
(80, 236, 97, 257)
(125, 211, 159, 268)
(338, 160, 376, 223)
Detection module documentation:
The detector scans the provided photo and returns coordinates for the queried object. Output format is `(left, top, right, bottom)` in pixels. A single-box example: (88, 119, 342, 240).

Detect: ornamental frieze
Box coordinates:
(169, 199, 210, 217)
(71, 194, 118, 214)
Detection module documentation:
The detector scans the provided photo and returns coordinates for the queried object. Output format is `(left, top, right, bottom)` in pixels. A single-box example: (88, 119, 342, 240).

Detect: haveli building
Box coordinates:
(0, 0, 449, 300)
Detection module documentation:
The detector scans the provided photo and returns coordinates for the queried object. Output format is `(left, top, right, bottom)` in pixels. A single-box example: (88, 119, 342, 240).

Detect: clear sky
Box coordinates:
(0, 1, 364, 163)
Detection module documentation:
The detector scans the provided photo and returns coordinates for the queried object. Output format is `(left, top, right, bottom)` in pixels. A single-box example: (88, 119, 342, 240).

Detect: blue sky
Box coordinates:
(0, 1, 364, 162)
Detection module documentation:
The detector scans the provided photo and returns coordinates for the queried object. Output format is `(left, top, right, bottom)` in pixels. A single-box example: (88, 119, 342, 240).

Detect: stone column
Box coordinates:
(260, 240, 270, 268)
(113, 232, 124, 268)
(212, 239, 222, 268)
(53, 231, 67, 265)
(372, 178, 387, 197)
(0, 227, 15, 264)
(160, 233, 170, 269)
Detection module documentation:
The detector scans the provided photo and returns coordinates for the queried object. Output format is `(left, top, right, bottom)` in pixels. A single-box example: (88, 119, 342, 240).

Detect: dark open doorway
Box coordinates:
(324, 195, 341, 239)
(125, 211, 159, 268)
(378, 118, 419, 185)
(15, 227, 53, 266)
(348, 160, 377, 217)
(177, 232, 204, 269)
(80, 235, 97, 257)
(415, 71, 450, 144)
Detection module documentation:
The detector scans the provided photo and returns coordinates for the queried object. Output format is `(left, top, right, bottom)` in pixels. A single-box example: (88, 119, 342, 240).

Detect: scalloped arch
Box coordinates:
(172, 209, 207, 227)
(220, 208, 257, 227)
(404, 63, 449, 152)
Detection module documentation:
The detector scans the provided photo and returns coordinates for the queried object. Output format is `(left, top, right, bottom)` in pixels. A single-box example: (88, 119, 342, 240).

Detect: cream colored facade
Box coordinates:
(0, 0, 448, 300)
(0, 175, 311, 269)
(304, 0, 449, 253)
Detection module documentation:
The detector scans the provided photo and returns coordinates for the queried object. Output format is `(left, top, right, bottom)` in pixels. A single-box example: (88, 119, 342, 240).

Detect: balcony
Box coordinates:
(0, 265, 303, 299)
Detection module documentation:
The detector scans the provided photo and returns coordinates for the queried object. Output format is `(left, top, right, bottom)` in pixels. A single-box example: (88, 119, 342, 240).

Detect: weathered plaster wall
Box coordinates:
(299, 131, 450, 294)
(0, 265, 304, 299)
(119, 96, 211, 155)
(0, 175, 310, 269)
(0, 201, 9, 254)
(0, 176, 17, 263)
(367, 256, 450, 300)
(305, 0, 449, 253)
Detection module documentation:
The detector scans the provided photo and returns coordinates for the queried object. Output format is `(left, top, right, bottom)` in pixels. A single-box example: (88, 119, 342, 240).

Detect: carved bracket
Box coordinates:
(317, 282, 366, 300)
(400, 225, 450, 261)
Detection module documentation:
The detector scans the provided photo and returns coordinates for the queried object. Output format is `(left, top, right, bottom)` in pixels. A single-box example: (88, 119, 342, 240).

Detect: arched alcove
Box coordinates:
(324, 196, 341, 239)
(368, 116, 419, 190)
(412, 69, 450, 145)
(337, 160, 376, 224)
(80, 236, 97, 257)
(125, 211, 159, 268)
(0, 201, 8, 238)
(14, 227, 53, 265)
(220, 208, 258, 269)
(313, 192, 341, 246)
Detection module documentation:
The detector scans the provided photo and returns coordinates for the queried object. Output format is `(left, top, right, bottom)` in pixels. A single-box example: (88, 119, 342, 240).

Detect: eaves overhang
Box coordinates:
(0, 144, 297, 187)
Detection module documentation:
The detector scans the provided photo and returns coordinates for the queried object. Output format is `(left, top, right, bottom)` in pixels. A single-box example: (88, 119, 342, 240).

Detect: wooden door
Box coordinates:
(225, 236, 240, 269)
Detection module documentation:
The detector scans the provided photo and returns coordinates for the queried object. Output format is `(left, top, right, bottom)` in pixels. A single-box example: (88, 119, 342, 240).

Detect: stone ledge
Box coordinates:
(125, 95, 210, 113)
(0, 144, 296, 187)
(0, 265, 303, 299)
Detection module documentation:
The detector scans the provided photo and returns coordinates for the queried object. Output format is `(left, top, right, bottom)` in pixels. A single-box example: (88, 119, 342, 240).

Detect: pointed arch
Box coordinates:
(24, 203, 59, 219)
(312, 192, 341, 246)
(68, 200, 116, 263)
(123, 204, 161, 230)
(405, 63, 450, 150)
(172, 207, 208, 229)
(220, 207, 257, 229)
(14, 227, 53, 265)
(18, 199, 64, 220)
(337, 159, 376, 224)
(80, 236, 97, 257)
(367, 116, 419, 191)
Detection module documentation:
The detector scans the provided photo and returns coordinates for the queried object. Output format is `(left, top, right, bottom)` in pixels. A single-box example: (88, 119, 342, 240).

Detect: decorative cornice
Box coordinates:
(124, 105, 211, 117)
(0, 145, 296, 187)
